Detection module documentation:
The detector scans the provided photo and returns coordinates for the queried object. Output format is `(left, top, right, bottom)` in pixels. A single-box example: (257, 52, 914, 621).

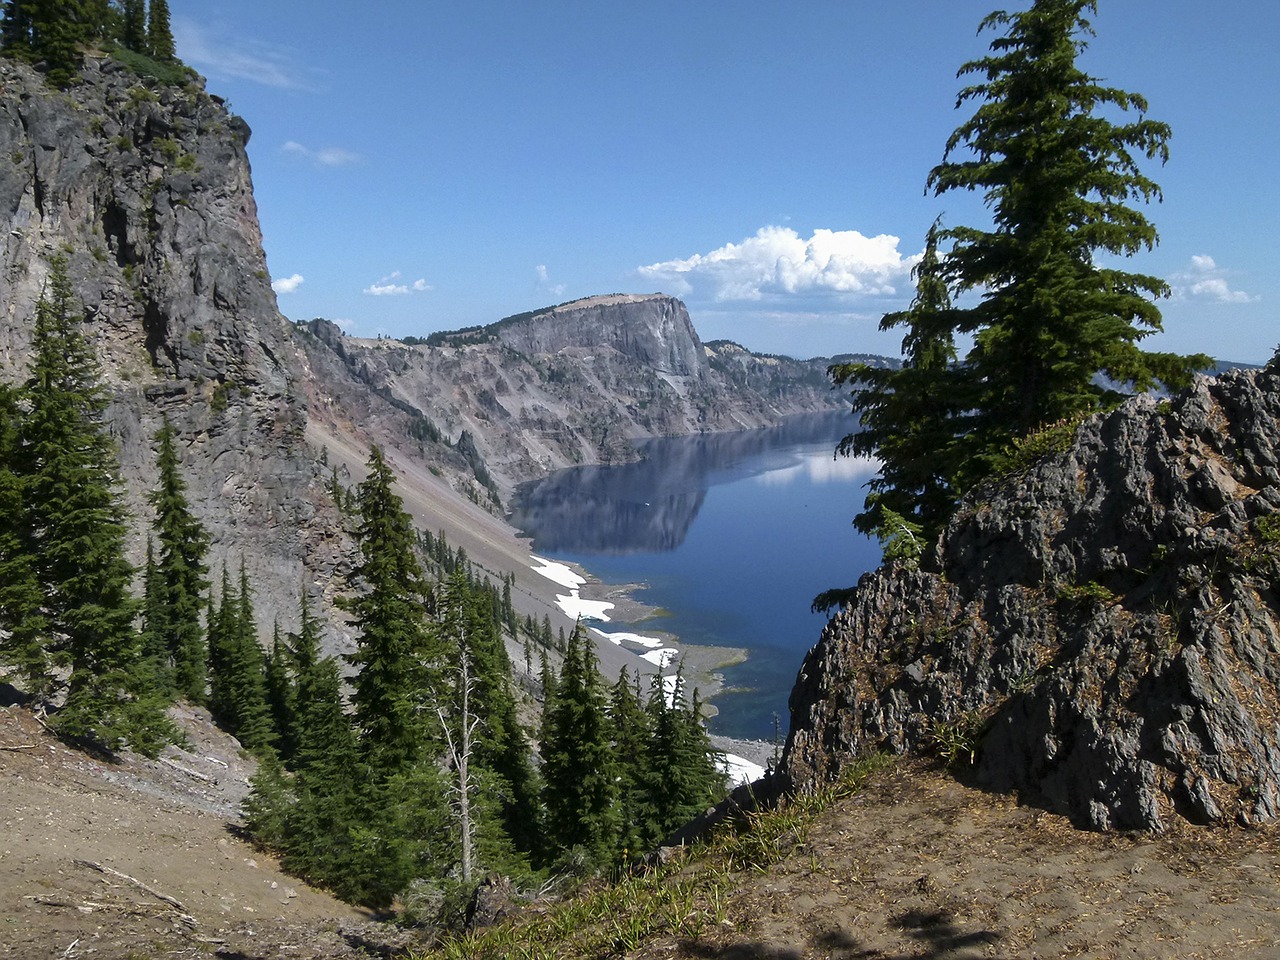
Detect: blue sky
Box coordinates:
(169, 1, 1276, 363)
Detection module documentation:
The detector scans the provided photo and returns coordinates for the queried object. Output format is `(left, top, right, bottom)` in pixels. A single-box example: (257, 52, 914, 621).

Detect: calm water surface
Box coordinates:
(510, 414, 882, 740)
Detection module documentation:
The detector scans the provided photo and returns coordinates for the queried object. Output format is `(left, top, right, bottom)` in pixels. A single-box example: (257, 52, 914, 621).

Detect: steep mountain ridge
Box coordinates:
(0, 54, 331, 634)
(298, 295, 870, 502)
(0, 55, 870, 649)
(783, 362, 1280, 832)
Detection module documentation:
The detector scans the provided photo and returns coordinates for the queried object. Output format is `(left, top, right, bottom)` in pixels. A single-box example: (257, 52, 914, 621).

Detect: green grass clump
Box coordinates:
(415, 755, 892, 960)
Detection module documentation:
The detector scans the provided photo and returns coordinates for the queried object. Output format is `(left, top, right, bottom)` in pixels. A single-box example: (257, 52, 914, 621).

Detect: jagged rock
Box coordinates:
(782, 364, 1280, 831)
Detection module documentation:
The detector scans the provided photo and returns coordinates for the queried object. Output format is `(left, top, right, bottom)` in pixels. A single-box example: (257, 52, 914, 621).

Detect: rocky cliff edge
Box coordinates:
(783, 361, 1280, 831)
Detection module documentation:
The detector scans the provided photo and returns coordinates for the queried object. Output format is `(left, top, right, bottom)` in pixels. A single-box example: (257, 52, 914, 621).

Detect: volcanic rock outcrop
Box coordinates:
(783, 362, 1280, 831)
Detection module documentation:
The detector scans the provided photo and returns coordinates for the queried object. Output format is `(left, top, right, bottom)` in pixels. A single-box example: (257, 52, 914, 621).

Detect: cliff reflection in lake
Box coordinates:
(510, 413, 882, 740)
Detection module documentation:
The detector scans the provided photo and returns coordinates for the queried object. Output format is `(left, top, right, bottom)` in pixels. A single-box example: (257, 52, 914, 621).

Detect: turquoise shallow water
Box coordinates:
(510, 414, 883, 740)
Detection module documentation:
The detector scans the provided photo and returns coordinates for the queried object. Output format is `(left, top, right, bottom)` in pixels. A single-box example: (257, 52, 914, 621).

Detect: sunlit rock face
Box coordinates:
(784, 363, 1280, 832)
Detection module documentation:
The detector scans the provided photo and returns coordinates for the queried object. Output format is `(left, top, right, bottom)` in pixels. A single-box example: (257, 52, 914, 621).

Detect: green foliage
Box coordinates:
(837, 0, 1210, 556)
(992, 413, 1089, 475)
(1256, 514, 1280, 544)
(146, 417, 209, 701)
(144, 0, 173, 61)
(206, 564, 275, 754)
(930, 711, 986, 769)
(875, 506, 926, 566)
(344, 445, 439, 773)
(422, 755, 891, 960)
(15, 256, 172, 751)
(540, 623, 619, 868)
(832, 219, 964, 547)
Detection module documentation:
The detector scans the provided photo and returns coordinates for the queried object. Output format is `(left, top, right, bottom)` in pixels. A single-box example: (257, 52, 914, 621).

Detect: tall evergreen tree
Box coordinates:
(264, 621, 297, 764)
(540, 622, 617, 866)
(206, 563, 273, 754)
(119, 0, 143, 51)
(827, 220, 966, 558)
(0, 381, 47, 691)
(147, 416, 209, 701)
(641, 666, 724, 844)
(344, 446, 438, 774)
(22, 257, 168, 750)
(608, 666, 651, 860)
(145, 0, 173, 60)
(925, 0, 1208, 481)
(0, 0, 34, 55)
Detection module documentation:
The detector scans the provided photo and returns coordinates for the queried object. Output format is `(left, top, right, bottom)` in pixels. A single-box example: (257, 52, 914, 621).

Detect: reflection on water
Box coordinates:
(510, 412, 861, 555)
(509, 413, 883, 740)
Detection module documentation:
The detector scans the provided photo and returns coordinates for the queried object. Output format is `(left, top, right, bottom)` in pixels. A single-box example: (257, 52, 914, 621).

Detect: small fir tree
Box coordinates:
(145, 0, 173, 60)
(147, 416, 209, 702)
(540, 622, 618, 867)
(23, 257, 170, 750)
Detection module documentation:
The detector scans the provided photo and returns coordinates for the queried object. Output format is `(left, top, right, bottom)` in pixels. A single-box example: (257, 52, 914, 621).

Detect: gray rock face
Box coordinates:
(298, 297, 849, 501)
(494, 294, 707, 378)
(782, 365, 1280, 831)
(0, 56, 343, 636)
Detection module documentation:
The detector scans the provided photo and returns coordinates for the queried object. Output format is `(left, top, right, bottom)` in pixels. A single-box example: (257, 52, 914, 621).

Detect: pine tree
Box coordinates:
(540, 622, 617, 867)
(119, 0, 143, 51)
(926, 0, 1208, 480)
(0, 1, 34, 55)
(437, 568, 540, 868)
(145, 0, 173, 60)
(641, 666, 725, 845)
(148, 416, 209, 702)
(206, 563, 273, 754)
(264, 621, 297, 764)
(344, 446, 438, 774)
(0, 381, 47, 691)
(23, 258, 170, 751)
(608, 667, 651, 859)
(829, 219, 966, 554)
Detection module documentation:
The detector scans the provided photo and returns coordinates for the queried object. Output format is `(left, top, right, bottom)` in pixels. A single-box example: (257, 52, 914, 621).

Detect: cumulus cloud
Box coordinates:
(271, 273, 304, 295)
(173, 18, 312, 90)
(638, 226, 917, 302)
(1174, 255, 1257, 304)
(535, 264, 567, 298)
(281, 141, 362, 168)
(363, 271, 432, 297)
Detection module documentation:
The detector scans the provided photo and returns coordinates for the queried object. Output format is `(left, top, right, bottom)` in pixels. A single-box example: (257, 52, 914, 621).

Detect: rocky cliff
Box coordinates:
(298, 295, 867, 501)
(0, 54, 878, 648)
(0, 55, 342, 632)
(782, 362, 1280, 831)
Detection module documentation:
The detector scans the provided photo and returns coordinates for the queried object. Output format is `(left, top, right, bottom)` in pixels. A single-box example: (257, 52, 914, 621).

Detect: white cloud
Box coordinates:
(281, 140, 362, 168)
(1174, 255, 1257, 304)
(271, 273, 304, 295)
(173, 19, 312, 90)
(535, 264, 567, 297)
(638, 226, 918, 302)
(363, 271, 432, 297)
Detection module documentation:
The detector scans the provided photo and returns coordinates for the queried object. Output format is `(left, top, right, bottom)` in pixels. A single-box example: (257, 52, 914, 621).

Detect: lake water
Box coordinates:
(509, 413, 882, 741)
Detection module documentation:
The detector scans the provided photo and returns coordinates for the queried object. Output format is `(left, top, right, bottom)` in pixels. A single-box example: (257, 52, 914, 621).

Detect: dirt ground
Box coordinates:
(0, 702, 388, 960)
(639, 760, 1280, 960)
(5, 697, 1280, 960)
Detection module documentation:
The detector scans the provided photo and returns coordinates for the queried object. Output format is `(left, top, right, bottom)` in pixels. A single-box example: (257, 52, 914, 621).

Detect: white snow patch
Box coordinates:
(640, 648, 680, 668)
(529, 555, 586, 590)
(719, 753, 766, 787)
(592, 628, 666, 649)
(555, 593, 614, 622)
(530, 556, 613, 622)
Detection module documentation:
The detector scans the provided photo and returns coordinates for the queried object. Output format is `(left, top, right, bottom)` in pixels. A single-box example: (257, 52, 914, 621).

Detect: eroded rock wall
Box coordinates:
(783, 364, 1280, 831)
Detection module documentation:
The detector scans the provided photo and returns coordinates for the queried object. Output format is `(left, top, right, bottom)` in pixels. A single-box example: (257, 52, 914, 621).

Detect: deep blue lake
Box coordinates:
(509, 413, 883, 740)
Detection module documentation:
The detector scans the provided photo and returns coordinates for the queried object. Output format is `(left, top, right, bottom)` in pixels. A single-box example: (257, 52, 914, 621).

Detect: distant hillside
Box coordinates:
(296, 294, 890, 503)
